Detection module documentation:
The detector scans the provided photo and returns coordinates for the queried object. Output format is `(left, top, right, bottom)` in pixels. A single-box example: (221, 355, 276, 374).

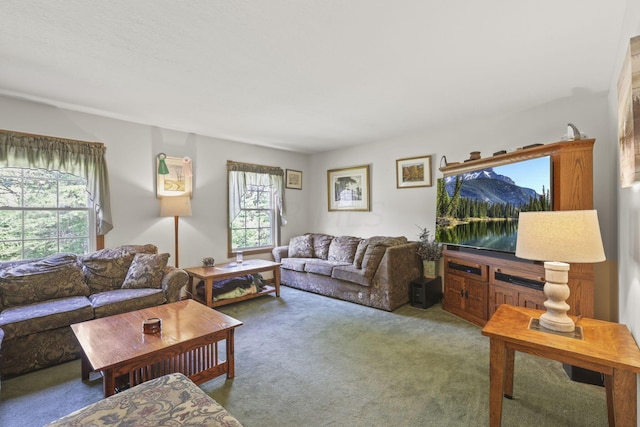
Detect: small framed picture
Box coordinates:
(396, 155, 432, 188)
(157, 155, 193, 198)
(327, 165, 370, 211)
(286, 169, 303, 190)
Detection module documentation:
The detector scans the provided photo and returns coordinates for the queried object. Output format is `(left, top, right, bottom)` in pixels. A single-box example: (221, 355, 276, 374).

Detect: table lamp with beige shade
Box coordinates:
(515, 210, 605, 333)
(160, 196, 192, 268)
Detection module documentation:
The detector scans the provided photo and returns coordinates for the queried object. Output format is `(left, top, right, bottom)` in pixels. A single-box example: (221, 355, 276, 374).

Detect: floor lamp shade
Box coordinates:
(160, 196, 192, 268)
(160, 196, 192, 218)
(515, 210, 605, 332)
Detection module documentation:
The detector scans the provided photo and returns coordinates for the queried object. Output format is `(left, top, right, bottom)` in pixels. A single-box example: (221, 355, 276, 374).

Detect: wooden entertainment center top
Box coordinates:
(439, 139, 595, 326)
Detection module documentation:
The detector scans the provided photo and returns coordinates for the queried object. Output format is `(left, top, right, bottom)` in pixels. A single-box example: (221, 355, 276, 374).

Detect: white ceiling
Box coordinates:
(0, 1, 630, 153)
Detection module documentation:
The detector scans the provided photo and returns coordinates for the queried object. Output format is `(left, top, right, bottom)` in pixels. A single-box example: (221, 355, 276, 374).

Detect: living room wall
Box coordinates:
(0, 95, 309, 268)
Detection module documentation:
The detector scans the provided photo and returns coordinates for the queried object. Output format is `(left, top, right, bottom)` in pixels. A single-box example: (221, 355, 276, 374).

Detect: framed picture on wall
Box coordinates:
(618, 35, 640, 188)
(157, 155, 193, 198)
(286, 169, 303, 190)
(396, 155, 432, 188)
(327, 165, 370, 211)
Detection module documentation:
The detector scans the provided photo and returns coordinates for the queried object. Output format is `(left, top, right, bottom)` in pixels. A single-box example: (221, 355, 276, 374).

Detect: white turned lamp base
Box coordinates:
(538, 261, 574, 333)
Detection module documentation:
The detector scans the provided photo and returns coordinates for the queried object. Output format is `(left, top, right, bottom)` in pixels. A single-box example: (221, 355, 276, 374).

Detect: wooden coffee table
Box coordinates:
(71, 300, 243, 397)
(185, 259, 281, 308)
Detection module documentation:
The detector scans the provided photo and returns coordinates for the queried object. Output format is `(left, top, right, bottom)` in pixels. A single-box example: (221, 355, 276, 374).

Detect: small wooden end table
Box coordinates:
(482, 304, 640, 427)
(185, 259, 281, 308)
(71, 300, 242, 397)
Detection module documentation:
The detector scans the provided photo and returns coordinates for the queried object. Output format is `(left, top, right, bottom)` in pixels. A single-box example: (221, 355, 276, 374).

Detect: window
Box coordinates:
(0, 167, 94, 260)
(0, 130, 113, 260)
(228, 161, 286, 255)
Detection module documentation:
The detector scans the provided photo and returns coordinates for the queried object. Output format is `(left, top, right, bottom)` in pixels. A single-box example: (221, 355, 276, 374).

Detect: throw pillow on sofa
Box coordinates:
(353, 239, 369, 268)
(288, 235, 314, 258)
(82, 244, 158, 293)
(327, 236, 361, 263)
(0, 253, 89, 308)
(310, 233, 333, 260)
(121, 253, 170, 289)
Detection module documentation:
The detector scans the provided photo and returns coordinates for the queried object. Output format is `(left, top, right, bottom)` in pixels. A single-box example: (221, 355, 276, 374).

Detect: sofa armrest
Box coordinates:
(161, 267, 189, 303)
(372, 242, 422, 310)
(272, 246, 289, 263)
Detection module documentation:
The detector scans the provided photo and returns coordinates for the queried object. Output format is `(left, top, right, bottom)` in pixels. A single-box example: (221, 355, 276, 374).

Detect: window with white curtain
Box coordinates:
(227, 161, 286, 256)
(0, 130, 112, 261)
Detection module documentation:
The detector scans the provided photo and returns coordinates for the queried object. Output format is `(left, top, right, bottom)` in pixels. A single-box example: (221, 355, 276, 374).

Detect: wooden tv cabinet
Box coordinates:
(439, 139, 595, 326)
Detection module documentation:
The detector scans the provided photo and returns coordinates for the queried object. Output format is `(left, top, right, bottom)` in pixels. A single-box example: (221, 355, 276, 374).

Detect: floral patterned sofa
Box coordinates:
(0, 244, 188, 378)
(272, 233, 422, 311)
(45, 373, 243, 427)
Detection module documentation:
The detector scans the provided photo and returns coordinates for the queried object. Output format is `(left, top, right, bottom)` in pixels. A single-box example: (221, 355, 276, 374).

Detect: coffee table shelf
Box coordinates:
(185, 260, 281, 308)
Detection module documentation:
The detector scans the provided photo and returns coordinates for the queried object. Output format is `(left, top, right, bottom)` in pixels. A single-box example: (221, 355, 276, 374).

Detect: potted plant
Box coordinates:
(416, 226, 443, 278)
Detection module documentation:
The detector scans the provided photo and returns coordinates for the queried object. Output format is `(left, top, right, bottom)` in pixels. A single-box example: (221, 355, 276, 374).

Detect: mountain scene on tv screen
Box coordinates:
(436, 161, 551, 253)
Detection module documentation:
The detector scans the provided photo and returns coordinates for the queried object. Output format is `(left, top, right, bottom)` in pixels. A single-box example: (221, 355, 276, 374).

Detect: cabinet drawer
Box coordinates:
(445, 256, 488, 281)
(490, 267, 544, 291)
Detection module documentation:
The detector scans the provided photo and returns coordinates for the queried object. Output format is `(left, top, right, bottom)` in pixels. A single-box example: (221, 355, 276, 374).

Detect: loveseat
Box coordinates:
(272, 233, 422, 311)
(0, 244, 188, 378)
(45, 373, 243, 427)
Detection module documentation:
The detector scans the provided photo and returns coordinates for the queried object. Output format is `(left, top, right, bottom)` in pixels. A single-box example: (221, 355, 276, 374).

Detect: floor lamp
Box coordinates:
(515, 210, 605, 333)
(160, 196, 192, 268)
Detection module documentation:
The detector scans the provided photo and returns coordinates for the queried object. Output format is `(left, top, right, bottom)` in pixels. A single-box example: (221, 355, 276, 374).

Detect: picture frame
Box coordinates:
(327, 165, 370, 211)
(285, 169, 303, 190)
(157, 155, 193, 198)
(618, 35, 640, 188)
(396, 155, 432, 188)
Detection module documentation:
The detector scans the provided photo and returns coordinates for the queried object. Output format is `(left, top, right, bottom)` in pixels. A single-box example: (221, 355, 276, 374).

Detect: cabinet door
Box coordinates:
(465, 278, 488, 320)
(518, 288, 546, 311)
(443, 274, 464, 310)
(489, 284, 519, 317)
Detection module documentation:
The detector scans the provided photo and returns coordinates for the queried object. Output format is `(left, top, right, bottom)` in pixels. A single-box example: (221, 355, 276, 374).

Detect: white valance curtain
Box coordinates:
(0, 130, 113, 235)
(228, 161, 287, 226)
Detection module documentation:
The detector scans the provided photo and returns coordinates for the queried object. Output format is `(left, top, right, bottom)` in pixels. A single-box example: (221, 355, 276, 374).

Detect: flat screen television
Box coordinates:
(435, 155, 552, 254)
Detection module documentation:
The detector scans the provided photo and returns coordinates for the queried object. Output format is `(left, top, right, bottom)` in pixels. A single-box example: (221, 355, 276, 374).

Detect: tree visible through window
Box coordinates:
(0, 167, 93, 260)
(231, 183, 274, 250)
(228, 161, 286, 255)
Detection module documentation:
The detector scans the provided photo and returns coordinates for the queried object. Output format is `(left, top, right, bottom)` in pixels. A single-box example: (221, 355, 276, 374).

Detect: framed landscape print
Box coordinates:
(618, 35, 640, 188)
(396, 155, 432, 188)
(327, 165, 370, 211)
(157, 155, 193, 198)
(286, 169, 303, 189)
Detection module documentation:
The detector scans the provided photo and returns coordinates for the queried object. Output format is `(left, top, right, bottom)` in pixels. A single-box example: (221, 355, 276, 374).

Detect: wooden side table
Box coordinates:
(482, 304, 640, 426)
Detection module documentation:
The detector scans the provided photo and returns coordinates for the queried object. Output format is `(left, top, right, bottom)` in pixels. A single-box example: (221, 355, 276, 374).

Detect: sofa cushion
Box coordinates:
(327, 236, 361, 263)
(281, 258, 310, 272)
(89, 288, 167, 318)
(81, 244, 158, 294)
(361, 243, 388, 277)
(310, 233, 334, 260)
(0, 296, 93, 340)
(353, 239, 369, 268)
(0, 254, 89, 309)
(288, 235, 314, 258)
(304, 260, 348, 276)
(121, 253, 170, 289)
(331, 265, 372, 287)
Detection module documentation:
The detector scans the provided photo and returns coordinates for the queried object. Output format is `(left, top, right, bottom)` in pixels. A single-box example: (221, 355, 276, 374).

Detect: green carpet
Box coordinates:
(0, 286, 607, 426)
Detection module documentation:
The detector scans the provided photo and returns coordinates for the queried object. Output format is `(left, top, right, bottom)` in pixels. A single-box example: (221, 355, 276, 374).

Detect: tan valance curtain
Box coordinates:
(0, 130, 113, 235)
(228, 160, 286, 226)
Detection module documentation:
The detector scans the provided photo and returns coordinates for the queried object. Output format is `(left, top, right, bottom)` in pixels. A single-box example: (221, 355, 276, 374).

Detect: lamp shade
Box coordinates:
(160, 196, 192, 217)
(515, 210, 605, 263)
